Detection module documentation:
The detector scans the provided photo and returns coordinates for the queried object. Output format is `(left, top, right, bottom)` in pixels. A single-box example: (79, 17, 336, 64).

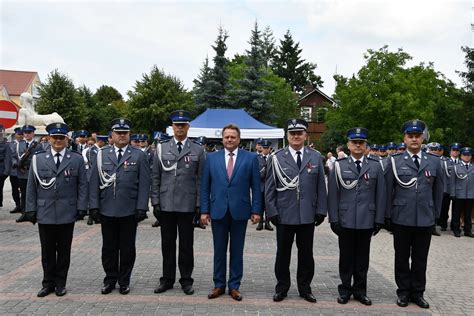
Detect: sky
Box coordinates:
(0, 0, 471, 99)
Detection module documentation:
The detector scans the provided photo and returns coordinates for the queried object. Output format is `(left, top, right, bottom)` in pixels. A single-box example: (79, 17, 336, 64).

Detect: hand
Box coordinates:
(384, 218, 392, 232)
(373, 223, 383, 236)
(330, 222, 342, 236)
(200, 213, 210, 226)
(24, 211, 36, 225)
(76, 210, 87, 221)
(89, 208, 100, 224)
(250, 214, 261, 224)
(314, 214, 326, 226)
(135, 209, 148, 223)
(153, 205, 161, 220)
(268, 215, 281, 227)
(193, 207, 206, 229)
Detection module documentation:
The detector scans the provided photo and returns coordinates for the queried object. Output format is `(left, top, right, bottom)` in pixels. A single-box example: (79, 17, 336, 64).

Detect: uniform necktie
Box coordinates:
(55, 153, 61, 169)
(227, 152, 234, 179)
(117, 148, 123, 162)
(466, 164, 469, 170)
(177, 142, 182, 154)
(296, 151, 302, 169)
(26, 142, 29, 149)
(264, 155, 267, 162)
(413, 154, 420, 169)
(355, 160, 361, 174)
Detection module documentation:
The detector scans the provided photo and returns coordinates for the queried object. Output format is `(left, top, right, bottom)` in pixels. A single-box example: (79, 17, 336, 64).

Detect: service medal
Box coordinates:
(185, 164, 190, 169)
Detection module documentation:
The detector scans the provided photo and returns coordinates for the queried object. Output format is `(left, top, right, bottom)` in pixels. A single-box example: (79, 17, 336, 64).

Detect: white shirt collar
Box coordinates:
(225, 147, 238, 157)
(114, 145, 128, 153)
(174, 138, 187, 147)
(350, 156, 364, 163)
(407, 150, 421, 158)
(51, 147, 66, 157)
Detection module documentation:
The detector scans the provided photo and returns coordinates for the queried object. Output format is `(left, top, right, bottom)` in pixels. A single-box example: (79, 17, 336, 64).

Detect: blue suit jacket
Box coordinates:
(200, 148, 262, 220)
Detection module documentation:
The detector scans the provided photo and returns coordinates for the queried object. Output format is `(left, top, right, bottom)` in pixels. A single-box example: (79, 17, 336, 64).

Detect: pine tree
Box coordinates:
(192, 56, 213, 114)
(261, 25, 276, 69)
(273, 30, 323, 93)
(206, 26, 231, 108)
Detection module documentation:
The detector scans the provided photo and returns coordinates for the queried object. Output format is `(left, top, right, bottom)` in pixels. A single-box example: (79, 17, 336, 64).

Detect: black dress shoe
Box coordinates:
(152, 220, 160, 227)
(101, 284, 115, 294)
(119, 286, 130, 295)
(410, 296, 429, 308)
(454, 232, 461, 237)
(464, 231, 474, 238)
(182, 285, 194, 295)
(16, 214, 27, 222)
(440, 227, 447, 231)
(256, 221, 263, 231)
(154, 283, 173, 293)
(354, 294, 372, 305)
(396, 295, 409, 307)
(300, 293, 317, 303)
(37, 287, 55, 297)
(264, 222, 274, 231)
(337, 295, 350, 304)
(10, 206, 21, 214)
(273, 292, 287, 302)
(55, 287, 67, 296)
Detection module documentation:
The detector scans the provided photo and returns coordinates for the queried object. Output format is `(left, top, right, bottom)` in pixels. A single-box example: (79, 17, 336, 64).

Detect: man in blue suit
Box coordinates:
(200, 123, 262, 301)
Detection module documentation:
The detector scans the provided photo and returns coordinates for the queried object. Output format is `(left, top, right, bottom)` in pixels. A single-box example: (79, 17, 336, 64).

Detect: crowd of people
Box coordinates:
(0, 113, 472, 310)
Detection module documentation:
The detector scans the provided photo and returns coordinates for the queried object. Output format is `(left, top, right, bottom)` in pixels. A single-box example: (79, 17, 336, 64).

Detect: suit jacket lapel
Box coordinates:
(360, 157, 370, 177)
(57, 152, 71, 175)
(107, 147, 118, 166)
(419, 153, 429, 173)
(229, 149, 243, 182)
(403, 153, 418, 171)
(218, 150, 228, 181)
(346, 156, 360, 176)
(282, 148, 299, 170)
(118, 148, 132, 168)
(45, 152, 58, 174)
(177, 141, 191, 160)
(298, 148, 312, 173)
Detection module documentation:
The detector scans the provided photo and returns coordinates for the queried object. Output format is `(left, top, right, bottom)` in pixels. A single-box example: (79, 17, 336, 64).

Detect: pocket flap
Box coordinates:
(393, 198, 406, 206)
(38, 199, 46, 206)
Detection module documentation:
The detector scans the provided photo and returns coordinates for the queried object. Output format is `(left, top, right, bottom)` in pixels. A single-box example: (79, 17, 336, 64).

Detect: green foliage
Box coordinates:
(323, 46, 464, 151)
(127, 66, 193, 134)
(272, 30, 323, 93)
(207, 26, 232, 108)
(36, 69, 87, 130)
(192, 56, 214, 114)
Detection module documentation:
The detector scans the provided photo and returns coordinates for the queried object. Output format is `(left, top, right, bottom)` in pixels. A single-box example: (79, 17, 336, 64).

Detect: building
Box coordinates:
(0, 69, 41, 107)
(298, 87, 336, 142)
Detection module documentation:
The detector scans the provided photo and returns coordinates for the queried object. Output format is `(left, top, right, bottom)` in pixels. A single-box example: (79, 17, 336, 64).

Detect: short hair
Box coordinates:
(222, 123, 241, 137)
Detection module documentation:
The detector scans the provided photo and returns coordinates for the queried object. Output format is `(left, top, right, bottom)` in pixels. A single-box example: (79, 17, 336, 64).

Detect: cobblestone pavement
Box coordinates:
(0, 182, 472, 315)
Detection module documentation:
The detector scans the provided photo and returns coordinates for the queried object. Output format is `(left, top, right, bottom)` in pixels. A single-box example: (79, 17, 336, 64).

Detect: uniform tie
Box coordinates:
(355, 160, 361, 174)
(117, 148, 123, 163)
(296, 151, 302, 169)
(263, 155, 267, 162)
(177, 141, 182, 154)
(413, 154, 420, 169)
(227, 152, 234, 179)
(26, 142, 29, 149)
(466, 163, 469, 170)
(55, 153, 61, 169)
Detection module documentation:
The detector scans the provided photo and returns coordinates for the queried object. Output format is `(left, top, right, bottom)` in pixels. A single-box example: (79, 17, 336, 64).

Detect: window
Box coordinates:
(300, 106, 312, 121)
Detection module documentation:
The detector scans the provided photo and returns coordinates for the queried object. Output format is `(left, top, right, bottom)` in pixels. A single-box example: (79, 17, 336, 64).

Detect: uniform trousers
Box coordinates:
(275, 224, 314, 295)
(9, 175, 21, 207)
(160, 211, 194, 287)
(0, 174, 8, 206)
(18, 178, 28, 211)
(438, 193, 451, 229)
(452, 199, 473, 233)
(101, 215, 137, 287)
(393, 224, 431, 298)
(338, 228, 373, 296)
(38, 223, 75, 289)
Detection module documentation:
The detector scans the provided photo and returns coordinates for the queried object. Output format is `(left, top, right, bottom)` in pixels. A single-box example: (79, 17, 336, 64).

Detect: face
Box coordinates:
(347, 140, 367, 157)
(261, 147, 271, 155)
(450, 149, 460, 158)
(387, 149, 396, 155)
(23, 131, 34, 141)
(130, 140, 140, 148)
(77, 136, 86, 144)
(112, 131, 130, 148)
(87, 140, 95, 147)
(15, 133, 24, 141)
(97, 140, 105, 148)
(255, 143, 263, 153)
(172, 123, 189, 140)
(222, 128, 240, 151)
(287, 130, 307, 150)
(140, 140, 147, 148)
(403, 133, 424, 153)
(49, 135, 68, 152)
(461, 154, 471, 163)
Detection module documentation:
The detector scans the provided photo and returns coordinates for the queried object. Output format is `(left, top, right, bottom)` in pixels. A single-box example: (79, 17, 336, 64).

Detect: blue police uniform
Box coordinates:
(0, 124, 12, 207)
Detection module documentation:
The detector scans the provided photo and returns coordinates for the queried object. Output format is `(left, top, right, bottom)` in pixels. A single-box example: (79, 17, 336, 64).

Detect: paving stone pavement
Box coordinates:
(0, 181, 472, 315)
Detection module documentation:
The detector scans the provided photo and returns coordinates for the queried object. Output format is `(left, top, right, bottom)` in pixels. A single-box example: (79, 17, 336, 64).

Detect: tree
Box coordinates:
(207, 26, 232, 108)
(272, 30, 323, 93)
(322, 46, 463, 150)
(127, 66, 193, 133)
(261, 25, 276, 69)
(94, 85, 123, 105)
(36, 69, 87, 130)
(76, 85, 100, 132)
(192, 56, 214, 114)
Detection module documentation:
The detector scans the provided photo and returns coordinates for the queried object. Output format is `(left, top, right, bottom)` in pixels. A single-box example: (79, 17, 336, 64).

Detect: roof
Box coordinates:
(191, 108, 278, 129)
(0, 70, 38, 96)
(299, 87, 336, 105)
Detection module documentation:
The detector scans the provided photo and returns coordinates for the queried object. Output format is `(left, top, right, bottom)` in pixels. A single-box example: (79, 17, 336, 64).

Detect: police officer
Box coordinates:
(89, 118, 150, 295)
(265, 119, 327, 303)
(75, 130, 89, 153)
(0, 124, 12, 208)
(397, 143, 406, 154)
(130, 134, 141, 149)
(24, 123, 88, 297)
(436, 144, 453, 233)
(385, 119, 443, 309)
(151, 110, 205, 295)
(426, 142, 445, 236)
(255, 138, 263, 154)
(151, 131, 171, 228)
(449, 143, 462, 164)
(256, 139, 273, 231)
(450, 147, 473, 238)
(15, 125, 42, 222)
(386, 142, 398, 156)
(328, 128, 386, 306)
(139, 134, 154, 168)
(8, 127, 23, 213)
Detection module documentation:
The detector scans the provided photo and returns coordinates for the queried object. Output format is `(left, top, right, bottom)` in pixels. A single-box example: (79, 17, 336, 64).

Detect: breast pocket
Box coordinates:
(101, 164, 115, 176)
(397, 168, 415, 181)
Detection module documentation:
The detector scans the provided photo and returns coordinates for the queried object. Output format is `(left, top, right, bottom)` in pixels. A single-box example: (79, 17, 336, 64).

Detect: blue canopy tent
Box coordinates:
(166, 108, 284, 140)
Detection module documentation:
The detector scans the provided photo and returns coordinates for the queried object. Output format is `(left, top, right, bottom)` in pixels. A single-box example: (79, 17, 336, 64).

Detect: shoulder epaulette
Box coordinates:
(426, 152, 439, 157)
(367, 156, 380, 162)
(336, 156, 348, 161)
(307, 147, 321, 154)
(270, 148, 285, 156)
(34, 150, 46, 155)
(390, 153, 402, 157)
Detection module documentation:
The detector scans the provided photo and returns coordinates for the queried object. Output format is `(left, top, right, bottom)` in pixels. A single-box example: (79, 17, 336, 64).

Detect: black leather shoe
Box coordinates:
(273, 292, 287, 302)
(300, 293, 317, 303)
(396, 295, 409, 307)
(182, 285, 194, 295)
(55, 287, 67, 296)
(119, 286, 130, 295)
(431, 228, 441, 236)
(101, 284, 115, 294)
(454, 232, 461, 237)
(337, 295, 350, 304)
(410, 296, 429, 308)
(354, 294, 372, 305)
(154, 283, 173, 293)
(152, 220, 160, 227)
(10, 206, 21, 214)
(256, 221, 263, 231)
(464, 231, 474, 238)
(440, 227, 447, 231)
(264, 222, 274, 231)
(37, 287, 55, 297)
(16, 214, 27, 222)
